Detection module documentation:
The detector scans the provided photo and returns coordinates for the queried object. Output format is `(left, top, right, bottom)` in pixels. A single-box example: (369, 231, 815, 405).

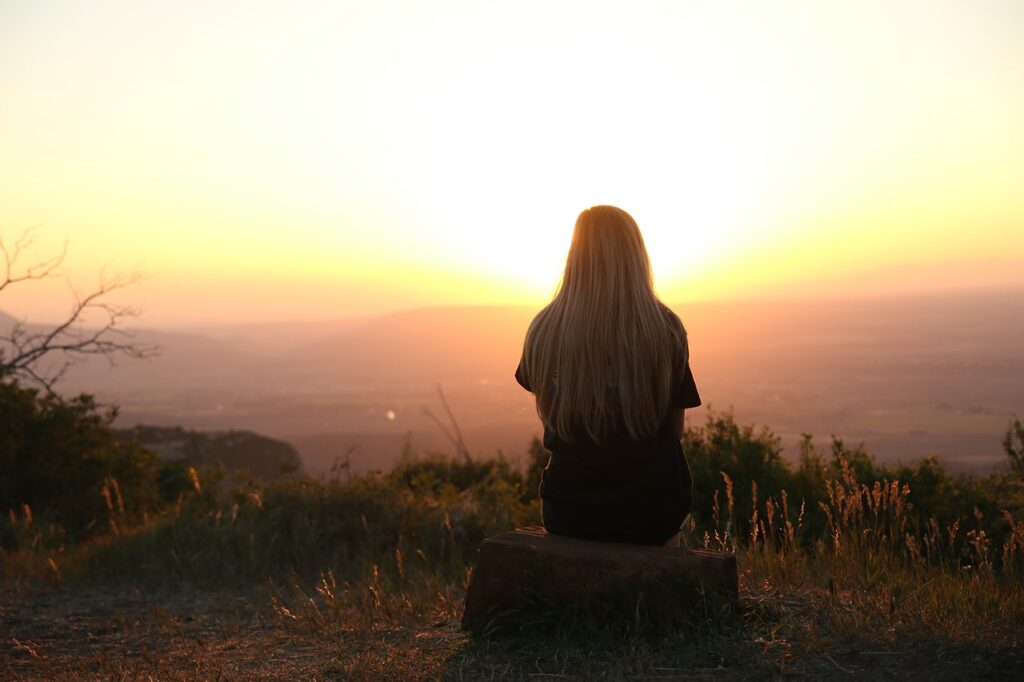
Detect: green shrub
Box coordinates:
(0, 379, 161, 543)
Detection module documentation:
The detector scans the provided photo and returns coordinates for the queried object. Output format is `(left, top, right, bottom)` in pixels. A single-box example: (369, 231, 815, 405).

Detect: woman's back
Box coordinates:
(516, 327, 700, 545)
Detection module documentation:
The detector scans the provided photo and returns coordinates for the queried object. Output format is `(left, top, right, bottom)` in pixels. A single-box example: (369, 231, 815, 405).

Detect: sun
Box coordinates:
(382, 25, 775, 300)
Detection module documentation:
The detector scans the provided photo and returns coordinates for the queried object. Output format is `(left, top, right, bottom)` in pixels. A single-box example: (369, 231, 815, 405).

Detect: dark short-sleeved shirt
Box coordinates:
(515, 339, 701, 546)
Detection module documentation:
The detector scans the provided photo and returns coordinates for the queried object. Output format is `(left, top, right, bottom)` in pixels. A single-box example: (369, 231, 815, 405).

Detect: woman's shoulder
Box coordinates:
(657, 302, 687, 339)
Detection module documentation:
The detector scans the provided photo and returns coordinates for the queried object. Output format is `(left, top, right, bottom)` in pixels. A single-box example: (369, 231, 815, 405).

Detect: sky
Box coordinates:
(1, 0, 1022, 326)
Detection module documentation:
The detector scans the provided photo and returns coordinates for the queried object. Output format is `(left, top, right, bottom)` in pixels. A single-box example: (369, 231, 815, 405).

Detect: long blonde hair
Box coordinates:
(521, 205, 686, 445)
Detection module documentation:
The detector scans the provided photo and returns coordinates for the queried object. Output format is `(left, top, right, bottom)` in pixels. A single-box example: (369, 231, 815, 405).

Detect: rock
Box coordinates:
(461, 526, 739, 631)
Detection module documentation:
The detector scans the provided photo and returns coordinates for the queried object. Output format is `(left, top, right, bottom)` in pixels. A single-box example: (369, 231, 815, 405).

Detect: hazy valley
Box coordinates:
(10, 287, 1022, 476)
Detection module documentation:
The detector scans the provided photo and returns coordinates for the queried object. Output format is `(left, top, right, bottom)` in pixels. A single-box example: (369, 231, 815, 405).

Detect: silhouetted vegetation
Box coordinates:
(0, 228, 157, 391)
(3, 380, 1023, 574)
(685, 410, 1024, 557)
(0, 379, 161, 544)
(1005, 415, 1024, 476)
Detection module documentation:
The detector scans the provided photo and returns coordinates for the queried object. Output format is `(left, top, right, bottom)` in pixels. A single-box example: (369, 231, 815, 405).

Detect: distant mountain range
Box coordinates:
(4, 287, 1024, 475)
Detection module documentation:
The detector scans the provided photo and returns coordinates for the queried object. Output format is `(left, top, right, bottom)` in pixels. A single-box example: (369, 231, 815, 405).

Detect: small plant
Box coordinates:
(1005, 416, 1024, 476)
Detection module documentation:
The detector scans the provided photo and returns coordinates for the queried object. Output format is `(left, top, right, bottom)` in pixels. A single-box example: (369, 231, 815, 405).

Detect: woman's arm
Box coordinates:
(672, 407, 685, 441)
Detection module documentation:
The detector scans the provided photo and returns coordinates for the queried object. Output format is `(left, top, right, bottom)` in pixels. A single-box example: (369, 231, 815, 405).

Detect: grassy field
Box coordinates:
(3, 413, 1024, 680)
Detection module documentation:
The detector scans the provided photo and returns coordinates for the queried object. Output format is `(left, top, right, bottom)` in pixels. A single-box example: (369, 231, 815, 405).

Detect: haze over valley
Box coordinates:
(10, 287, 1021, 476)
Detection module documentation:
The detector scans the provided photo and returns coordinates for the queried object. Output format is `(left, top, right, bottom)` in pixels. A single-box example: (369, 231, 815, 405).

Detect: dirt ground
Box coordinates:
(0, 585, 461, 680)
(3, 585, 1023, 681)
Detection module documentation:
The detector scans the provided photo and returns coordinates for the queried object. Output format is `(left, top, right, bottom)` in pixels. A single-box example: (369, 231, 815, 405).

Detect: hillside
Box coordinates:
(116, 425, 303, 480)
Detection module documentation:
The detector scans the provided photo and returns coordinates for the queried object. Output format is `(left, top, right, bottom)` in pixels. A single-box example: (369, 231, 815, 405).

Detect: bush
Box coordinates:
(682, 409, 1024, 559)
(683, 410, 790, 537)
(0, 379, 161, 543)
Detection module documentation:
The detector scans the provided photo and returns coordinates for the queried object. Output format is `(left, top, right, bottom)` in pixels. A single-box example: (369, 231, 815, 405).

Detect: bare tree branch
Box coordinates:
(0, 228, 159, 391)
(421, 384, 471, 463)
(0, 226, 68, 295)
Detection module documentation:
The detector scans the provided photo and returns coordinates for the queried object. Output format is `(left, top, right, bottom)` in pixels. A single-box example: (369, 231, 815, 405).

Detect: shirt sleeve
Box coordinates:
(670, 336, 702, 408)
(672, 361, 702, 408)
(515, 356, 532, 392)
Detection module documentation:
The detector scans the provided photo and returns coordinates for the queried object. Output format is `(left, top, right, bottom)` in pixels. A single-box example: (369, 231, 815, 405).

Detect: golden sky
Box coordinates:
(2, 0, 1022, 326)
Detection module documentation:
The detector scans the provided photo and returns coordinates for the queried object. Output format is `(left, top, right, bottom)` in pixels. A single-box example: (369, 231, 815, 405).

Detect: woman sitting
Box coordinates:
(515, 205, 702, 547)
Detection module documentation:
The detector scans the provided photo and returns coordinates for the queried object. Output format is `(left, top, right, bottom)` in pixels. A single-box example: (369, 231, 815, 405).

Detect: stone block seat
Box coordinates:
(461, 526, 738, 631)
